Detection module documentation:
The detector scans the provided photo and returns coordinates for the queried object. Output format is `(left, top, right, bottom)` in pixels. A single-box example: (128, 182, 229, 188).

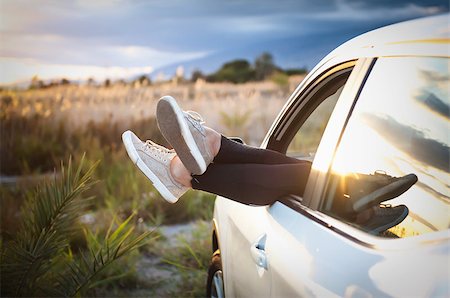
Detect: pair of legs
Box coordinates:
(171, 132, 311, 205)
(122, 96, 311, 206)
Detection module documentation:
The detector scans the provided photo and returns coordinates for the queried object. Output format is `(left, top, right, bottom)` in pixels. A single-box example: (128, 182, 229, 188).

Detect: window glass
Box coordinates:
(322, 57, 449, 238)
(287, 85, 343, 160)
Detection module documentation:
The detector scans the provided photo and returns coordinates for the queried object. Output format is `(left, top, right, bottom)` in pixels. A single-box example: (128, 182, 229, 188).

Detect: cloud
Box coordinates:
(112, 45, 207, 61)
(346, 0, 448, 10)
(2, 0, 445, 46)
(415, 91, 449, 120)
(413, 69, 450, 120)
(363, 114, 449, 173)
(0, 32, 208, 83)
(218, 16, 285, 33)
(75, 0, 126, 10)
(302, 0, 447, 21)
(0, 0, 447, 83)
(0, 57, 154, 84)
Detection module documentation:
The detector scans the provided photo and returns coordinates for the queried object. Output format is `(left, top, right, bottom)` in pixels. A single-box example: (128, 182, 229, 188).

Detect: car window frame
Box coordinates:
(265, 60, 356, 154)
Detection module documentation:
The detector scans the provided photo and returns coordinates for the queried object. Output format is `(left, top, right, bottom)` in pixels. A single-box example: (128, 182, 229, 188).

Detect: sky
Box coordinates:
(0, 0, 448, 85)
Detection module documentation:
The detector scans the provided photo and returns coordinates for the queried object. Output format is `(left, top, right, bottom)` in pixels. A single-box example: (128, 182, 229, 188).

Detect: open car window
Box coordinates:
(279, 64, 354, 163)
(287, 85, 343, 161)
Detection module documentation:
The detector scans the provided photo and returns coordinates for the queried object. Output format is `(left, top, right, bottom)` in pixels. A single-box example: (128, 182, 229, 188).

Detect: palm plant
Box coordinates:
(0, 155, 152, 297)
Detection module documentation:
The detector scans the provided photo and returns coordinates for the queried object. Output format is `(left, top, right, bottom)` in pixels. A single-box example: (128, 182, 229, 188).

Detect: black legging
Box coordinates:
(191, 136, 311, 205)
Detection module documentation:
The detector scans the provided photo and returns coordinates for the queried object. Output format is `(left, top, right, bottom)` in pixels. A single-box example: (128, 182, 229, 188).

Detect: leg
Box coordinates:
(213, 134, 299, 165)
(192, 162, 311, 205)
(170, 155, 311, 205)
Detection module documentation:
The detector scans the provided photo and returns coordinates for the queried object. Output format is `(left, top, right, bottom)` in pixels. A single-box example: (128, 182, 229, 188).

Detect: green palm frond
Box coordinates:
(49, 213, 154, 297)
(1, 155, 96, 297)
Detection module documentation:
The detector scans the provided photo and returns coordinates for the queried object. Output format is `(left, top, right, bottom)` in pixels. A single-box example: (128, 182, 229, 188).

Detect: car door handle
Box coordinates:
(250, 234, 268, 270)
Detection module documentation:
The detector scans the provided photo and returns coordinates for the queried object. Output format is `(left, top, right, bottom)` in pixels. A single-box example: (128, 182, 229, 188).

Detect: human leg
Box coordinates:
(122, 131, 310, 205)
(190, 161, 312, 205)
(214, 135, 300, 165)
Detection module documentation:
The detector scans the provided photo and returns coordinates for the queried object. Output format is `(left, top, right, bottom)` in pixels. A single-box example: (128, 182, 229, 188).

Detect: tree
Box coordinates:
(254, 52, 275, 81)
(191, 69, 205, 82)
(207, 59, 255, 83)
(132, 75, 151, 87)
(60, 78, 70, 85)
(29, 75, 45, 89)
(137, 75, 151, 85)
(86, 78, 96, 86)
(285, 67, 308, 76)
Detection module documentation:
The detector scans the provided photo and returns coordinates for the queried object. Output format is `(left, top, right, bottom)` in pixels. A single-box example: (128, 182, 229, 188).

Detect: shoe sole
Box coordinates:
(353, 174, 418, 212)
(371, 205, 409, 234)
(157, 96, 206, 175)
(122, 130, 178, 203)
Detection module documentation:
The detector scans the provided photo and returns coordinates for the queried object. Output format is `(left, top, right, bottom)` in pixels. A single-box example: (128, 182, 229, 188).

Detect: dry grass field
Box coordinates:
(0, 75, 304, 296)
(2, 75, 303, 143)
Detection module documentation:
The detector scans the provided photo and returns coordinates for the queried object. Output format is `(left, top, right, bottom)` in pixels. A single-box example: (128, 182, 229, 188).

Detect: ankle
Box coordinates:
(205, 127, 221, 157)
(170, 156, 192, 188)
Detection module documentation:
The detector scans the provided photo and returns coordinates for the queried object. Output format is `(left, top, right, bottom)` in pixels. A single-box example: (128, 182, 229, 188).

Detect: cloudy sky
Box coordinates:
(0, 0, 448, 85)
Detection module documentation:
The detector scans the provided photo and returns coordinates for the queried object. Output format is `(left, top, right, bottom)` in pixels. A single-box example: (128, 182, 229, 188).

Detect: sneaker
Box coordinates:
(156, 96, 213, 175)
(344, 171, 418, 212)
(361, 204, 409, 234)
(122, 130, 188, 203)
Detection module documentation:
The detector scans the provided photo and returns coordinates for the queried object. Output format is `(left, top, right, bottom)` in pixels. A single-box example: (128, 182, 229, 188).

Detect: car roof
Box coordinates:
(318, 13, 450, 67)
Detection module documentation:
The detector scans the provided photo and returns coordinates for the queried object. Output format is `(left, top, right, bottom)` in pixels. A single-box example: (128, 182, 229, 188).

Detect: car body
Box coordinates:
(207, 14, 449, 298)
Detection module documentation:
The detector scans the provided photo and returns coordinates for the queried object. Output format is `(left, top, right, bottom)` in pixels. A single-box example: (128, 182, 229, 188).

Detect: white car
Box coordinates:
(207, 14, 449, 298)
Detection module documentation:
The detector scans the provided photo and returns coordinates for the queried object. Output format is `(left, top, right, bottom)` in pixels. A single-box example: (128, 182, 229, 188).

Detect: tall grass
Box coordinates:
(1, 76, 304, 295)
(158, 221, 212, 298)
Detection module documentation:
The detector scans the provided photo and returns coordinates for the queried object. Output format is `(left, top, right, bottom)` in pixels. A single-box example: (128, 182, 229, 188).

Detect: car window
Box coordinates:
(321, 57, 449, 238)
(287, 85, 343, 160)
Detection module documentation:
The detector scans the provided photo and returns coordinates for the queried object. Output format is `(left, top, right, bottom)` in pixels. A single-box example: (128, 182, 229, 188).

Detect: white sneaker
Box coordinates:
(156, 96, 213, 175)
(122, 130, 188, 203)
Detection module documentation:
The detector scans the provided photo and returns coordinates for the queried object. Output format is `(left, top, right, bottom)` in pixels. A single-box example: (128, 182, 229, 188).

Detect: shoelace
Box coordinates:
(185, 110, 205, 124)
(144, 140, 173, 162)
